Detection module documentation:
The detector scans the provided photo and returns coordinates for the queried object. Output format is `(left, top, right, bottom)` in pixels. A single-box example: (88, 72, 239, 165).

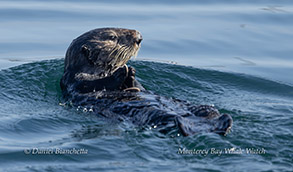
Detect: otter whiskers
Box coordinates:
(109, 44, 140, 70)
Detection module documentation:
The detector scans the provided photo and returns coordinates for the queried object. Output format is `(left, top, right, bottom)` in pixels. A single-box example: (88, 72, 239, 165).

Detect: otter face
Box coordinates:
(79, 28, 142, 74)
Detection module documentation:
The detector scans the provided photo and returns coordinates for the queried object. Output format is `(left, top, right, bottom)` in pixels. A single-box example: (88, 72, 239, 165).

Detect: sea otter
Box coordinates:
(60, 28, 143, 95)
(60, 28, 232, 136)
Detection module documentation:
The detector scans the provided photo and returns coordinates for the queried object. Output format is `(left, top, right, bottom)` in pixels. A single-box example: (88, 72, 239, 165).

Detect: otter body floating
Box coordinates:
(60, 28, 232, 136)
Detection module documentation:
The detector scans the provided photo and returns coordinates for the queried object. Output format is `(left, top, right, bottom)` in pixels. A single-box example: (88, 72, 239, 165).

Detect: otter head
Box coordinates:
(64, 28, 142, 79)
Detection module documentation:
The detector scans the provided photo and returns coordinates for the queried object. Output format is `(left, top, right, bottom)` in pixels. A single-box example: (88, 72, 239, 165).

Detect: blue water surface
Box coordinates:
(0, 0, 292, 171)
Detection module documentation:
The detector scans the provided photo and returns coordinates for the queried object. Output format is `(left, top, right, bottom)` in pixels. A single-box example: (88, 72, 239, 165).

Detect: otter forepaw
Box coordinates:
(127, 66, 136, 77)
(113, 65, 128, 80)
(212, 114, 233, 136)
(122, 66, 137, 89)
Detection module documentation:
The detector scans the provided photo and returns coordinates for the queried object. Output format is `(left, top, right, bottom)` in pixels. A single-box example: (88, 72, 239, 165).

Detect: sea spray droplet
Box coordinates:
(83, 108, 88, 112)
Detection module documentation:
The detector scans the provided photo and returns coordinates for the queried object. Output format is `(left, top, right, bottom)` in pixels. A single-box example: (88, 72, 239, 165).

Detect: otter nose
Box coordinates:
(136, 31, 143, 45)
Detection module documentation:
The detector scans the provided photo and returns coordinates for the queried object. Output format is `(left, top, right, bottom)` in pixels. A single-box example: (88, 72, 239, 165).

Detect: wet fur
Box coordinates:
(60, 28, 233, 136)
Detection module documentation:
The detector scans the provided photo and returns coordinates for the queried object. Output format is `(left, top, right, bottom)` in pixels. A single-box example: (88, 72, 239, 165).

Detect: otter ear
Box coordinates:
(81, 44, 90, 57)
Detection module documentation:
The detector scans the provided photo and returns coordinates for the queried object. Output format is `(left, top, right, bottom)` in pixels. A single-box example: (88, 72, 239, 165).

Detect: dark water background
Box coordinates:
(0, 0, 292, 171)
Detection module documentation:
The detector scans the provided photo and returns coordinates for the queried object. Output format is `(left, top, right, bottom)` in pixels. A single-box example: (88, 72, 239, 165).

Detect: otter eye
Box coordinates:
(108, 35, 117, 41)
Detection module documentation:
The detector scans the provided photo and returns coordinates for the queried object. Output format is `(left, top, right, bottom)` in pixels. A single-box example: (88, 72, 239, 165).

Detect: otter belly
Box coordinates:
(68, 90, 232, 136)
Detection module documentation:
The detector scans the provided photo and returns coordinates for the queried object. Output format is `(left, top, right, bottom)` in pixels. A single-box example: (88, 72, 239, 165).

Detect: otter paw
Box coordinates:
(128, 66, 136, 77)
(113, 65, 128, 80)
(212, 114, 233, 136)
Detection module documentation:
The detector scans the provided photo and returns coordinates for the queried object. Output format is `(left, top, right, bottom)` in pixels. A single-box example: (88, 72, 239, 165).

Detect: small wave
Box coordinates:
(0, 59, 292, 172)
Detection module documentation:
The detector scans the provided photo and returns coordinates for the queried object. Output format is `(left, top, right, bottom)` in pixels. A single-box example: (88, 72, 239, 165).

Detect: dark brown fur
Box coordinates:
(60, 28, 233, 136)
(60, 28, 142, 94)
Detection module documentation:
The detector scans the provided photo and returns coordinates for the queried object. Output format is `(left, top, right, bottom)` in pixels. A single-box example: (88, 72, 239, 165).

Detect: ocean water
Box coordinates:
(0, 0, 292, 172)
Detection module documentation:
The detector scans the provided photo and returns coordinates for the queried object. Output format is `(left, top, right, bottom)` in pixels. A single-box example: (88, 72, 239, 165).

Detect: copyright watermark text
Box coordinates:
(23, 148, 88, 155)
(177, 147, 266, 156)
